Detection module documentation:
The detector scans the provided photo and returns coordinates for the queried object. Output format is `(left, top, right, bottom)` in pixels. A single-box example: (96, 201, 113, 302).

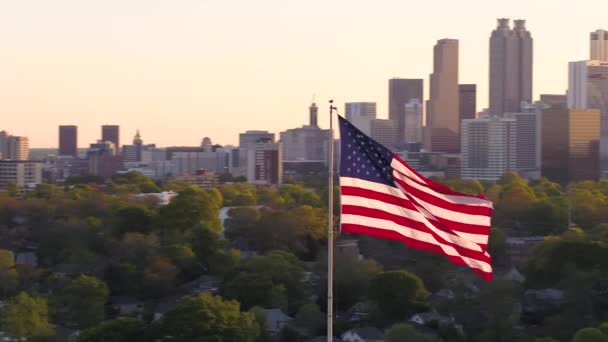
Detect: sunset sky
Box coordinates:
(0, 0, 605, 147)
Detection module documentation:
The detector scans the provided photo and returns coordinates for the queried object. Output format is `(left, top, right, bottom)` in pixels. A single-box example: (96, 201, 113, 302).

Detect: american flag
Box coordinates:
(338, 116, 493, 280)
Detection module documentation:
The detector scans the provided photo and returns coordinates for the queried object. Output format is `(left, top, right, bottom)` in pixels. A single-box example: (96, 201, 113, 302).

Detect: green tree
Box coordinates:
(111, 171, 161, 193)
(385, 323, 433, 342)
(370, 271, 429, 320)
(78, 318, 150, 342)
(294, 303, 324, 337)
(474, 281, 520, 342)
(5, 181, 19, 197)
(221, 250, 307, 312)
(333, 256, 383, 310)
(0, 249, 18, 298)
(159, 186, 222, 233)
(159, 294, 260, 342)
(115, 206, 154, 235)
(1, 292, 54, 339)
(57, 275, 110, 328)
(572, 328, 608, 342)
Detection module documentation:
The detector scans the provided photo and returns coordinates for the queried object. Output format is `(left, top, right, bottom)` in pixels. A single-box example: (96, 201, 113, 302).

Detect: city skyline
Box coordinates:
(0, 0, 605, 147)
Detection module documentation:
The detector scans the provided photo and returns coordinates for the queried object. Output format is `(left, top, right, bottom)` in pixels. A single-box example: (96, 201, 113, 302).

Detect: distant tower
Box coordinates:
(309, 102, 318, 126)
(133, 130, 143, 146)
(590, 29, 608, 61)
(426, 39, 460, 153)
(389, 79, 423, 144)
(101, 125, 120, 153)
(489, 18, 533, 115)
(202, 137, 213, 147)
(59, 125, 78, 157)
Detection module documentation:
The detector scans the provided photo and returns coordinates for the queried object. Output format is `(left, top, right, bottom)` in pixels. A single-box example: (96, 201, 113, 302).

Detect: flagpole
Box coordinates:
(327, 100, 336, 342)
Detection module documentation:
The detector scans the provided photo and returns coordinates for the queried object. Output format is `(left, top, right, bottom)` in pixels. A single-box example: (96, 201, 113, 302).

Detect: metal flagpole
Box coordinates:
(327, 100, 336, 342)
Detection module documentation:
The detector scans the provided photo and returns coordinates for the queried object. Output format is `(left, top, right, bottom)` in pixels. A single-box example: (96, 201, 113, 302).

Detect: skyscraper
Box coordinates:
(345, 102, 377, 135)
(7, 136, 29, 160)
(59, 125, 78, 157)
(370, 119, 398, 148)
(388, 79, 423, 143)
(540, 94, 568, 109)
(542, 108, 600, 183)
(489, 18, 533, 115)
(238, 131, 275, 149)
(404, 99, 423, 144)
(102, 125, 120, 152)
(426, 39, 460, 153)
(590, 29, 608, 61)
(461, 116, 516, 181)
(459, 84, 477, 121)
(309, 102, 318, 127)
(568, 60, 608, 175)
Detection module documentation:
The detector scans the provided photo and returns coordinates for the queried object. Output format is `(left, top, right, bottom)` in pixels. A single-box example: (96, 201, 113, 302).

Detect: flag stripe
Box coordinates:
(341, 220, 493, 279)
(342, 195, 489, 246)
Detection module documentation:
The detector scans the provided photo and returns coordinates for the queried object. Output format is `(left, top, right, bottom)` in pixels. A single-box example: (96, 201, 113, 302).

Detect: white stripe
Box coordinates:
(341, 214, 493, 273)
(341, 176, 491, 226)
(390, 157, 427, 184)
(342, 195, 488, 247)
(391, 160, 493, 208)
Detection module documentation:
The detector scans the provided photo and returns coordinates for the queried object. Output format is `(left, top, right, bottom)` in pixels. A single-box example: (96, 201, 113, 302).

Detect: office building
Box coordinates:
(239, 131, 275, 149)
(506, 101, 544, 180)
(309, 102, 318, 127)
(591, 29, 608, 61)
(489, 19, 533, 115)
(461, 116, 516, 181)
(540, 94, 567, 109)
(175, 169, 220, 189)
(568, 60, 608, 174)
(247, 142, 282, 186)
(280, 126, 331, 164)
(59, 125, 78, 157)
(122, 130, 156, 163)
(345, 102, 377, 135)
(459, 84, 477, 121)
(389, 78, 423, 143)
(87, 141, 123, 177)
(7, 136, 29, 160)
(426, 39, 460, 153)
(0, 161, 43, 188)
(404, 99, 423, 144)
(101, 125, 120, 152)
(542, 108, 600, 183)
(370, 119, 398, 149)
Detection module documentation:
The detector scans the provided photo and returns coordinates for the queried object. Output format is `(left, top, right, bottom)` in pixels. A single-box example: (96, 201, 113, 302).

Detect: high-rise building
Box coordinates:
(345, 102, 377, 135)
(87, 140, 123, 178)
(123, 130, 156, 163)
(542, 108, 600, 183)
(102, 125, 120, 153)
(461, 116, 516, 181)
(7, 136, 29, 160)
(389, 79, 423, 144)
(59, 125, 78, 157)
(247, 142, 282, 186)
(404, 99, 423, 144)
(590, 29, 608, 61)
(459, 84, 477, 121)
(426, 39, 460, 153)
(0, 131, 9, 160)
(238, 131, 275, 149)
(489, 18, 533, 115)
(506, 101, 544, 180)
(568, 60, 608, 175)
(309, 102, 318, 127)
(540, 94, 568, 109)
(370, 119, 398, 149)
(0, 161, 43, 188)
(280, 126, 331, 164)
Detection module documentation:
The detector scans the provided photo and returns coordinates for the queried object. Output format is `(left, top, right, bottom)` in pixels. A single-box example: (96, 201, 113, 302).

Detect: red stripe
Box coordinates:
(341, 185, 490, 236)
(341, 205, 491, 264)
(392, 155, 488, 200)
(393, 177, 493, 217)
(342, 223, 493, 281)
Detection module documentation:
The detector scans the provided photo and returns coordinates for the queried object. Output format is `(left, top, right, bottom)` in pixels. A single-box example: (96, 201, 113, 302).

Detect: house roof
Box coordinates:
(264, 308, 293, 323)
(346, 327, 384, 340)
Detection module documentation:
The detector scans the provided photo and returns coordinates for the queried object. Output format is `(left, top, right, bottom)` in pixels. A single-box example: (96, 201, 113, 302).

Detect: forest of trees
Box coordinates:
(0, 171, 608, 341)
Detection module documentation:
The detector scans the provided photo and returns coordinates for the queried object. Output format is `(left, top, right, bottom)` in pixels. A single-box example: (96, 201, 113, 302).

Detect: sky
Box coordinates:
(0, 0, 606, 148)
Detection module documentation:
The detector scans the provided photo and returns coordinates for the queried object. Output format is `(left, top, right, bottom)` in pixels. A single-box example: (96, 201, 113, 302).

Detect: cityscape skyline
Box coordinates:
(1, 0, 606, 148)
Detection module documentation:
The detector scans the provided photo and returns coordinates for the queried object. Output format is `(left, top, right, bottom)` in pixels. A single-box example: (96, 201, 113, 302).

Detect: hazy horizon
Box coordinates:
(1, 0, 605, 148)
